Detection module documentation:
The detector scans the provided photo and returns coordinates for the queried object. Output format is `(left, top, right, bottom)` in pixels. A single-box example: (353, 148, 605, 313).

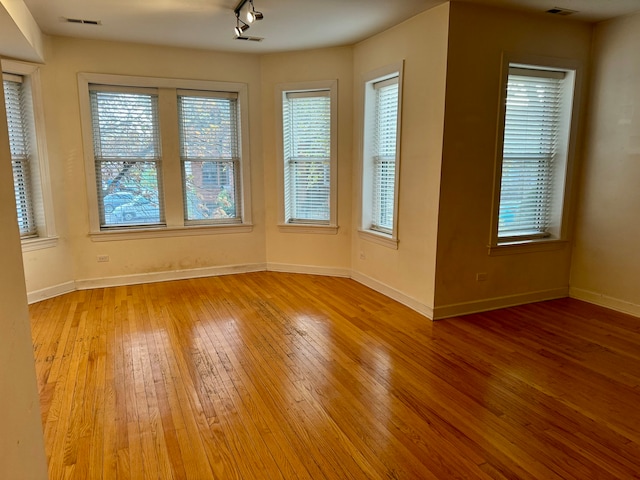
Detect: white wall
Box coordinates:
(0, 68, 48, 480)
(571, 11, 640, 316)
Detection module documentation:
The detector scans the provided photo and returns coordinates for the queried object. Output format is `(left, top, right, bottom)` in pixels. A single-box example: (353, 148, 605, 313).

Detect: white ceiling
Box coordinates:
(19, 0, 640, 54)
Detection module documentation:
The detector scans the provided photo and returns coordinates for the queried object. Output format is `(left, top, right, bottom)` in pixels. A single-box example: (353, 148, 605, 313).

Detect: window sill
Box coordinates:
(277, 224, 338, 235)
(358, 229, 398, 249)
(90, 223, 253, 242)
(488, 238, 568, 256)
(21, 236, 59, 252)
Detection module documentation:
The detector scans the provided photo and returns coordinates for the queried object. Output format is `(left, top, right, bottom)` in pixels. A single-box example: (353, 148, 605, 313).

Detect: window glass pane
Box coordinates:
(99, 161, 161, 226)
(89, 88, 163, 228)
(178, 94, 241, 223)
(283, 92, 331, 223)
(90, 91, 160, 160)
(372, 80, 398, 233)
(289, 160, 330, 221)
(498, 71, 562, 239)
(183, 160, 237, 220)
(3, 77, 36, 236)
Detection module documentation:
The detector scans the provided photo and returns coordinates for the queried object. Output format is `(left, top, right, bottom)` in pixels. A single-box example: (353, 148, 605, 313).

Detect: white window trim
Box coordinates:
(489, 53, 582, 256)
(78, 72, 253, 237)
(275, 80, 338, 234)
(2, 60, 57, 250)
(359, 61, 404, 249)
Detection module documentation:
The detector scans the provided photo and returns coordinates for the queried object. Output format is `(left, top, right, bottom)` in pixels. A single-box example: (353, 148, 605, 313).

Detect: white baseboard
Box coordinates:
(74, 263, 267, 290)
(570, 287, 640, 318)
(27, 281, 76, 304)
(30, 264, 603, 324)
(351, 271, 434, 320)
(433, 287, 569, 320)
(266, 263, 351, 278)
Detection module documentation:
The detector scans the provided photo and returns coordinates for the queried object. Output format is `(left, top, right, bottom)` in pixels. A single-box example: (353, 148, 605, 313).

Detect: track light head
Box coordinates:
(246, 0, 264, 23)
(234, 15, 250, 36)
(247, 10, 263, 23)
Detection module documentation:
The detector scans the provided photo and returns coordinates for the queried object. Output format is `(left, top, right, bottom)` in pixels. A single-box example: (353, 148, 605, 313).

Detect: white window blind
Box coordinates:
(498, 68, 564, 240)
(372, 77, 399, 234)
(178, 91, 241, 223)
(3, 74, 36, 237)
(282, 90, 331, 223)
(89, 86, 163, 228)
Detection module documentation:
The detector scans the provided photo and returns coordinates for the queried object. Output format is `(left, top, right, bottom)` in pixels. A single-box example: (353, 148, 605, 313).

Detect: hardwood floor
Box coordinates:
(29, 272, 640, 479)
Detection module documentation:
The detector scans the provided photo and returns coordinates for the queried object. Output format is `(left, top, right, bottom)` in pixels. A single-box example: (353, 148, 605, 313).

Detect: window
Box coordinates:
(360, 63, 403, 248)
(276, 81, 337, 232)
(178, 92, 240, 224)
(491, 59, 579, 252)
(3, 74, 35, 235)
(2, 61, 56, 249)
(79, 73, 252, 237)
(90, 87, 163, 228)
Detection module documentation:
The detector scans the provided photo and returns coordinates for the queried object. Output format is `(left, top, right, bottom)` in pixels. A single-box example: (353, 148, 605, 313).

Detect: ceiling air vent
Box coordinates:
(62, 17, 102, 25)
(234, 35, 263, 42)
(546, 7, 577, 16)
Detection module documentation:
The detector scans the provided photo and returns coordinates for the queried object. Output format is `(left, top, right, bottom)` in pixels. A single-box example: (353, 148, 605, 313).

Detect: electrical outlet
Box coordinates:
(476, 272, 488, 282)
(97, 255, 110, 263)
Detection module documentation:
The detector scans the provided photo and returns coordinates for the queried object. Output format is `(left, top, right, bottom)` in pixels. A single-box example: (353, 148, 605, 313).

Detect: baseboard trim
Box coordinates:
(75, 263, 267, 290)
(433, 287, 569, 320)
(28, 265, 597, 323)
(570, 287, 640, 318)
(27, 281, 76, 304)
(351, 271, 434, 320)
(266, 263, 351, 278)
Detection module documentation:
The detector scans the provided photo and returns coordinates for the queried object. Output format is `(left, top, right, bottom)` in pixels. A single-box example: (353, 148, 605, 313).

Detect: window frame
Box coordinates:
(78, 73, 253, 239)
(359, 62, 404, 249)
(275, 80, 338, 234)
(2, 60, 57, 251)
(89, 85, 165, 230)
(178, 90, 242, 226)
(489, 53, 582, 255)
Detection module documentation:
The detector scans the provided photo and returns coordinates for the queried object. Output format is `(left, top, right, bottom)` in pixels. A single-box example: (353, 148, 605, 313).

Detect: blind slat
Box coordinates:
(90, 88, 164, 228)
(3, 77, 36, 236)
(178, 93, 241, 222)
(283, 92, 332, 223)
(371, 79, 399, 233)
(498, 69, 563, 238)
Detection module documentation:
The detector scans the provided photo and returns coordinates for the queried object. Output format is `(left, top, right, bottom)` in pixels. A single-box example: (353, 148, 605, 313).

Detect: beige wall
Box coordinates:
(261, 47, 353, 273)
(22, 38, 75, 296)
(24, 37, 266, 290)
(0, 71, 48, 480)
(351, 3, 450, 314)
(571, 11, 640, 315)
(14, 3, 638, 320)
(434, 3, 592, 316)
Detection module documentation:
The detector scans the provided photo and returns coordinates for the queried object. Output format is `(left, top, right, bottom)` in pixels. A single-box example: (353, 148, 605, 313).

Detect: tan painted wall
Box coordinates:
(21, 37, 75, 296)
(26, 36, 266, 286)
(434, 3, 592, 314)
(0, 70, 48, 480)
(351, 3, 450, 311)
(261, 47, 353, 272)
(571, 11, 640, 314)
(0, 0, 44, 62)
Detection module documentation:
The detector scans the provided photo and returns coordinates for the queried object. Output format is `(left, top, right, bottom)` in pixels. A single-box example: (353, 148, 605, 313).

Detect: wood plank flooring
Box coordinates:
(29, 272, 640, 479)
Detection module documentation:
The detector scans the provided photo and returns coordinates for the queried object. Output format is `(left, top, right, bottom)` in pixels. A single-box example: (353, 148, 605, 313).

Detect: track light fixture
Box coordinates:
(246, 0, 263, 23)
(233, 0, 264, 39)
(234, 14, 250, 36)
